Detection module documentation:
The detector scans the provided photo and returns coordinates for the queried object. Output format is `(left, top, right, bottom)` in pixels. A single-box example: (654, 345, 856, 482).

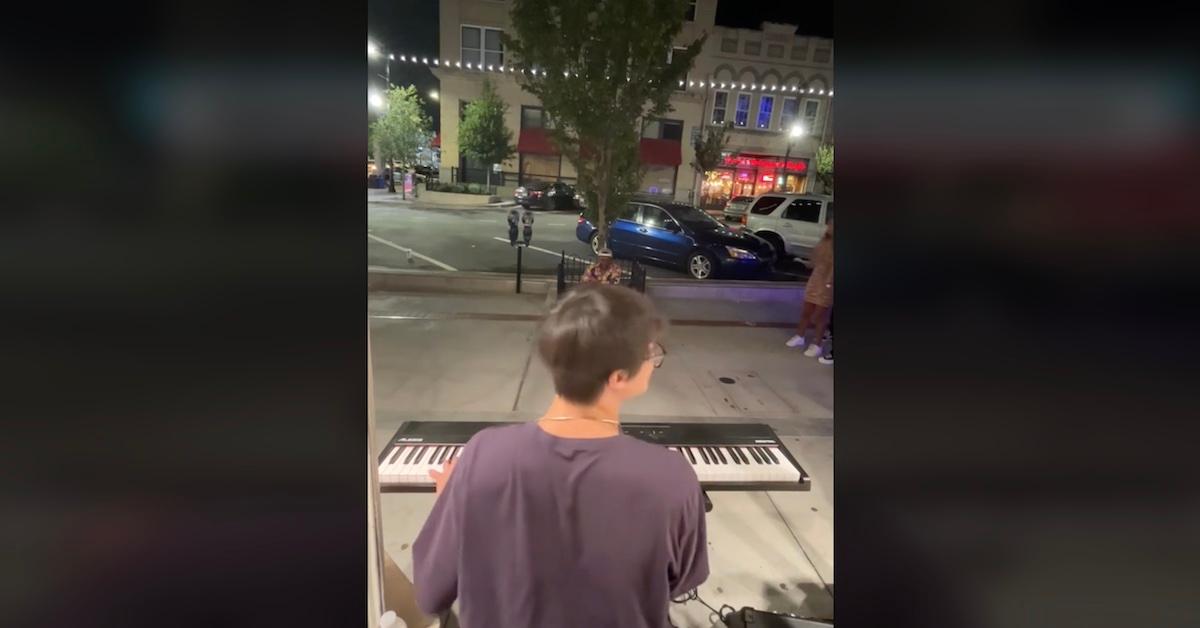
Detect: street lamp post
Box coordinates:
(778, 123, 805, 193)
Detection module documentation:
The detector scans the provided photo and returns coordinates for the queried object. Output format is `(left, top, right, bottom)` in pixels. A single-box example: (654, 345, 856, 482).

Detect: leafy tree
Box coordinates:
(690, 122, 731, 205)
(815, 143, 833, 194)
(459, 79, 516, 191)
(503, 0, 703, 246)
(370, 85, 432, 195)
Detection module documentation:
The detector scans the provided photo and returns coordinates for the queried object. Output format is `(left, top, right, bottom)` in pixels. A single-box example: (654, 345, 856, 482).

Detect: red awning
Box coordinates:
(639, 138, 682, 166)
(517, 128, 559, 155)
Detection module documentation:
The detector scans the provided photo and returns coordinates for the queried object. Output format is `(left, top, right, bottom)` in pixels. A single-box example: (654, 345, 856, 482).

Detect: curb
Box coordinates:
(368, 268, 554, 295)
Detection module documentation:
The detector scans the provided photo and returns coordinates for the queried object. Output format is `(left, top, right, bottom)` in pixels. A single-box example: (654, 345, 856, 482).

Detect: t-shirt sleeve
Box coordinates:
(668, 479, 710, 597)
(412, 440, 474, 614)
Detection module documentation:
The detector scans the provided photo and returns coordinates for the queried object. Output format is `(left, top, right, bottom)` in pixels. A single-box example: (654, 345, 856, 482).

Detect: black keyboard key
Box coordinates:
(736, 447, 751, 464)
(418, 447, 433, 464)
(699, 447, 711, 464)
(713, 447, 727, 464)
(437, 447, 449, 464)
(386, 447, 403, 465)
(747, 447, 763, 464)
(404, 446, 420, 464)
(762, 447, 779, 464)
(727, 447, 741, 464)
(685, 447, 696, 464)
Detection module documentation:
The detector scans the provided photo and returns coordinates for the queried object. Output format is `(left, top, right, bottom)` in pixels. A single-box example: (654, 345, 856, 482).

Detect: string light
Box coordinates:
(365, 56, 833, 97)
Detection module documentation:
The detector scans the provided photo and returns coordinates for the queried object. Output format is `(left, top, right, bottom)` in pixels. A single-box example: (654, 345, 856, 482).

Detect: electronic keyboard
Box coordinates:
(377, 421, 810, 492)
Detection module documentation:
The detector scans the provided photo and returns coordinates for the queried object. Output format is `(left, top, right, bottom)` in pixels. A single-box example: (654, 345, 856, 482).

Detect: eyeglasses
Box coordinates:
(647, 342, 667, 369)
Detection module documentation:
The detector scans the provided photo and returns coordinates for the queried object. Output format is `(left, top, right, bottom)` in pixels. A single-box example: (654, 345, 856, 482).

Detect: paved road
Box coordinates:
(367, 200, 807, 281)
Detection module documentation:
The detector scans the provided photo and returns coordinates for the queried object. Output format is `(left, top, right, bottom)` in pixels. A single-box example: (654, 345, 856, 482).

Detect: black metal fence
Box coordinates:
(556, 252, 647, 299)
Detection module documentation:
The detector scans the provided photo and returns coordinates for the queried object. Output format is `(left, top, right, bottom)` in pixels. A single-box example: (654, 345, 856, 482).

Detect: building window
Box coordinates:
(643, 118, 683, 141)
(640, 165, 677, 196)
(461, 25, 503, 67)
(712, 91, 728, 124)
(667, 46, 689, 90)
(519, 153, 561, 184)
(521, 105, 552, 129)
(756, 95, 774, 130)
(744, 41, 761, 56)
(814, 47, 831, 63)
(767, 44, 784, 58)
(734, 93, 751, 127)
(780, 97, 800, 132)
(791, 42, 807, 60)
(684, 0, 696, 21)
(721, 38, 738, 53)
(802, 99, 821, 133)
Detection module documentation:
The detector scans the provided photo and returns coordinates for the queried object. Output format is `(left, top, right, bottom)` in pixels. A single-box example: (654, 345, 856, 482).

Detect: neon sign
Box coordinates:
(722, 154, 808, 173)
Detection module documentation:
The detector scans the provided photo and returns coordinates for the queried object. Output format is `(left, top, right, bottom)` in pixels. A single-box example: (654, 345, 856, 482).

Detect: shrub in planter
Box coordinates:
(467, 183, 483, 194)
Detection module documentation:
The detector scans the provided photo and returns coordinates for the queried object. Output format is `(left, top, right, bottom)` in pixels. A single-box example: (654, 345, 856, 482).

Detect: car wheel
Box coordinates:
(758, 232, 787, 261)
(687, 251, 717, 280)
(590, 232, 603, 255)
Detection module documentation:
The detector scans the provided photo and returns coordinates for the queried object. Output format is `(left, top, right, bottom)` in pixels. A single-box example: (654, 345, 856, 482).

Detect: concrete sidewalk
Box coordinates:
(371, 290, 832, 626)
(369, 188, 517, 209)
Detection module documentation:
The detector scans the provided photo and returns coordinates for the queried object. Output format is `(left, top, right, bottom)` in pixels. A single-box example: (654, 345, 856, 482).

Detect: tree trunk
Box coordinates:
(595, 148, 609, 250)
(693, 169, 703, 208)
(486, 167, 491, 194)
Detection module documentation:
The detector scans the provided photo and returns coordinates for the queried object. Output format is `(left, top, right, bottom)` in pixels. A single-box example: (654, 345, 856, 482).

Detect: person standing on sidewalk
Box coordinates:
(787, 219, 834, 357)
(413, 285, 708, 628)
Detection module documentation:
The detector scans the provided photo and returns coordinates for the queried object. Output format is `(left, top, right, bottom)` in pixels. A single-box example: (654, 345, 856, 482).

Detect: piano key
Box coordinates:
(762, 447, 779, 464)
(404, 446, 420, 464)
(726, 447, 741, 464)
(684, 447, 696, 464)
(699, 447, 711, 464)
(713, 447, 727, 464)
(438, 446, 450, 464)
(747, 447, 763, 464)
(734, 447, 750, 464)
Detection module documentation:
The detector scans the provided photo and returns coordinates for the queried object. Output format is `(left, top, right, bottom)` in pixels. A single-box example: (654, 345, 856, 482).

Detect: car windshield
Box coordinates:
(669, 205, 723, 229)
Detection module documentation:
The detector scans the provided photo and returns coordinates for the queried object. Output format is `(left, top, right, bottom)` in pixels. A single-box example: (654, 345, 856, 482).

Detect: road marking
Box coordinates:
(368, 234, 458, 271)
(490, 237, 588, 263)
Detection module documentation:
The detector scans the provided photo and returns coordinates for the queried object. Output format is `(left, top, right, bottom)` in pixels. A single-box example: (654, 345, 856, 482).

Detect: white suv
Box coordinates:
(744, 193, 834, 260)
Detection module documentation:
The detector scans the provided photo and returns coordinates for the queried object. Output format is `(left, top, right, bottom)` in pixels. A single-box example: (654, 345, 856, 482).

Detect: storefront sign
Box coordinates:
(722, 154, 808, 173)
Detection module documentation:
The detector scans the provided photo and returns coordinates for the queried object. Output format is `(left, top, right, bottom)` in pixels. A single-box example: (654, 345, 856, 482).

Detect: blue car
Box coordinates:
(576, 200, 775, 279)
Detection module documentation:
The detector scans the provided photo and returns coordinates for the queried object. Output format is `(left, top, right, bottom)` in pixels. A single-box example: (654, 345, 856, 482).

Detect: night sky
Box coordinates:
(368, 1, 834, 131)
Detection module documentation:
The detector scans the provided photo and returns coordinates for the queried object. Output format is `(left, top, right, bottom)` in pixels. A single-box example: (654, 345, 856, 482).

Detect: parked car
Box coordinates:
(575, 200, 775, 280)
(514, 181, 580, 210)
(721, 195, 756, 222)
(744, 193, 834, 261)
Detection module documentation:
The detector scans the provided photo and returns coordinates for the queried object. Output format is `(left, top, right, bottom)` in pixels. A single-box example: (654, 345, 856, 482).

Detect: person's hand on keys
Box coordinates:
(429, 459, 458, 495)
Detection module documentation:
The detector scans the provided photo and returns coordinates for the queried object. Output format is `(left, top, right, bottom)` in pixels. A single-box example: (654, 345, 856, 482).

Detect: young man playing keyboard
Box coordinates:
(413, 284, 709, 628)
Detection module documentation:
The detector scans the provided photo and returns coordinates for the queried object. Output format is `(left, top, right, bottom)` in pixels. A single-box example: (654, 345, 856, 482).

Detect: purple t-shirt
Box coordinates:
(413, 422, 709, 628)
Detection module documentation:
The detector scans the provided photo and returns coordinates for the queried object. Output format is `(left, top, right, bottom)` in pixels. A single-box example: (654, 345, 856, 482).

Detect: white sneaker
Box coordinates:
(804, 344, 823, 358)
(785, 334, 806, 348)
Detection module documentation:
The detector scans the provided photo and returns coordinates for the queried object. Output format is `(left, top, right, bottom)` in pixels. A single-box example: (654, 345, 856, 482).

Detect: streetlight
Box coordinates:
(369, 90, 384, 111)
(778, 122, 806, 192)
(368, 39, 391, 86)
(428, 89, 439, 101)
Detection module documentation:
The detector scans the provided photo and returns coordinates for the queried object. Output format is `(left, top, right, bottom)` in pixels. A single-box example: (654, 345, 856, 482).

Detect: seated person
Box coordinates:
(582, 248, 624, 285)
(413, 284, 708, 627)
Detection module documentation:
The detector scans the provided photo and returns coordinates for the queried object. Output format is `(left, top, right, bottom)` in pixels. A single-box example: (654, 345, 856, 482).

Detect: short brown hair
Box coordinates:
(537, 284, 666, 404)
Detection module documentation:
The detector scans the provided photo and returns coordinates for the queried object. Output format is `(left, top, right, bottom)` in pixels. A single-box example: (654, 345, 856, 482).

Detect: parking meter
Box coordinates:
(507, 208, 520, 246)
(521, 209, 534, 246)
